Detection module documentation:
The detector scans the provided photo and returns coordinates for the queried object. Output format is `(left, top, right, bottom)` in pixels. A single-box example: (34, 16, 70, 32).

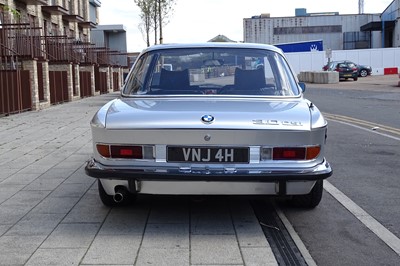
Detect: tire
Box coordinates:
(98, 180, 136, 207)
(359, 69, 368, 77)
(289, 180, 323, 208)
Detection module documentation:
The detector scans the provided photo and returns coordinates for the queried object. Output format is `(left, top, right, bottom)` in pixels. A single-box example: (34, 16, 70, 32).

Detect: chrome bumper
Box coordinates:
(85, 158, 332, 182)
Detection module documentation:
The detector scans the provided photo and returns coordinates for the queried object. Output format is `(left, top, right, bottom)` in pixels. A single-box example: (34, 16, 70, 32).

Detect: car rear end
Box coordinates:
(333, 62, 358, 81)
(87, 98, 331, 199)
(85, 43, 332, 208)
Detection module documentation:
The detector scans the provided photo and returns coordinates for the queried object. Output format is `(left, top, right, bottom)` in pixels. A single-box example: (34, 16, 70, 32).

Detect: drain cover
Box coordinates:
(251, 200, 308, 266)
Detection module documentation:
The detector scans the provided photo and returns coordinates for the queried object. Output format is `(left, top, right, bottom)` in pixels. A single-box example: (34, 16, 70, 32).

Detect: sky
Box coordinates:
(98, 0, 393, 52)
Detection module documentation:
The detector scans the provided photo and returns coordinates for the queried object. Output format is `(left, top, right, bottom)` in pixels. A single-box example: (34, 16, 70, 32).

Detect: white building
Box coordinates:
(243, 8, 386, 51)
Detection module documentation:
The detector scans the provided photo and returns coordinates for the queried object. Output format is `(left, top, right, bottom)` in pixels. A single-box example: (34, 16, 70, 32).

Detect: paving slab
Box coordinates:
(98, 206, 149, 235)
(0, 235, 46, 265)
(5, 212, 65, 236)
(141, 223, 190, 249)
(241, 246, 278, 266)
(25, 248, 87, 266)
(40, 223, 100, 249)
(82, 234, 142, 265)
(62, 188, 109, 224)
(31, 195, 81, 214)
(135, 248, 190, 266)
(191, 234, 243, 265)
(190, 199, 236, 235)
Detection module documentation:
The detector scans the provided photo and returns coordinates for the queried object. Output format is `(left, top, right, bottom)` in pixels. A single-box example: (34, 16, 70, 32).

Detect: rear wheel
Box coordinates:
(359, 69, 368, 77)
(98, 180, 136, 207)
(289, 180, 323, 208)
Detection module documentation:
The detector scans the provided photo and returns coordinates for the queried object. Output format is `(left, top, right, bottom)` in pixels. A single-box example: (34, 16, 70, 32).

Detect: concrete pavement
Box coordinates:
(0, 93, 277, 265)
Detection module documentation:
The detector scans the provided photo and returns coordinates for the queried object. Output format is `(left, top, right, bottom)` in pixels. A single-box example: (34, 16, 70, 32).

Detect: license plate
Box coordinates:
(167, 146, 249, 163)
(343, 74, 352, 77)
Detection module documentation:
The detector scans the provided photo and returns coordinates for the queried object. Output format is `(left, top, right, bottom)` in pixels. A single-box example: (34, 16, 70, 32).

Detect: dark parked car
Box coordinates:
(323, 60, 372, 78)
(325, 61, 358, 81)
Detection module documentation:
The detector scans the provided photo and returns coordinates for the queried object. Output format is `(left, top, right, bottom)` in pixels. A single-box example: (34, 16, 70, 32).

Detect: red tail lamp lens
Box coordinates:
(96, 144, 143, 159)
(273, 146, 321, 160)
(111, 145, 143, 159)
(273, 147, 306, 160)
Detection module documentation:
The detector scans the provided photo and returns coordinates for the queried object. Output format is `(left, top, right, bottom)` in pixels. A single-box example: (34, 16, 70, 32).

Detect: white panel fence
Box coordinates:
(285, 47, 400, 76)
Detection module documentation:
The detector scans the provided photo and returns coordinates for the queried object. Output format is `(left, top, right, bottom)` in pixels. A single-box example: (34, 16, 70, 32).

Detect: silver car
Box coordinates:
(85, 43, 332, 208)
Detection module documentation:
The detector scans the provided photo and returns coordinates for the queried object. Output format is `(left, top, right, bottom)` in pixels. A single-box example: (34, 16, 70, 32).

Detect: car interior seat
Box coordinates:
(234, 68, 266, 92)
(159, 68, 190, 91)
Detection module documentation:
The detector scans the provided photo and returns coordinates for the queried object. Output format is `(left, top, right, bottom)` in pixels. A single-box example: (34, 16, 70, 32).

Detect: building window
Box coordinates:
(343, 31, 371, 49)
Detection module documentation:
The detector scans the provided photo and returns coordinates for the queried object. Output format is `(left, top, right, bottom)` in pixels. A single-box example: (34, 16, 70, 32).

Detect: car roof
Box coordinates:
(330, 60, 352, 63)
(329, 60, 357, 66)
(141, 42, 284, 55)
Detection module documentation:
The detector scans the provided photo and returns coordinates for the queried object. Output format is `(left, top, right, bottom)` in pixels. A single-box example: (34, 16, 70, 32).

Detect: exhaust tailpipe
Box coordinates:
(113, 186, 128, 203)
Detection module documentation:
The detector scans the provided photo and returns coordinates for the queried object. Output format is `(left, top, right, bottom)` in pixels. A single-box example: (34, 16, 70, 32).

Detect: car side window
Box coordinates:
(123, 53, 153, 95)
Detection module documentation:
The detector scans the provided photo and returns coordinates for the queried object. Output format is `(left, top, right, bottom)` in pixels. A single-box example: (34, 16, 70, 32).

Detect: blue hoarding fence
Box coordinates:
(275, 40, 323, 53)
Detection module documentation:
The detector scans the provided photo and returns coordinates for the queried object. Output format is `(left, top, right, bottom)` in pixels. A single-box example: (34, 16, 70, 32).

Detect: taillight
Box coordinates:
(272, 146, 320, 160)
(96, 144, 153, 159)
(111, 145, 143, 159)
(273, 147, 306, 160)
(96, 144, 110, 158)
(306, 146, 321, 160)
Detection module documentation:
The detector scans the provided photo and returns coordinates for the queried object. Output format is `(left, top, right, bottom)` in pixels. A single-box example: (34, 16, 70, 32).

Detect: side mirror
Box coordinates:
(298, 82, 306, 93)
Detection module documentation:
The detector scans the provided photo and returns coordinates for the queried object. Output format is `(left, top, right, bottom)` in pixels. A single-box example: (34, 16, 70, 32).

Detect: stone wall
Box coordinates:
(298, 71, 339, 84)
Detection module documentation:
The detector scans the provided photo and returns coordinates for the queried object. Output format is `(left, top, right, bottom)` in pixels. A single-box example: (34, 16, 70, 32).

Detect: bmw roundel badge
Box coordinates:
(201, 115, 214, 124)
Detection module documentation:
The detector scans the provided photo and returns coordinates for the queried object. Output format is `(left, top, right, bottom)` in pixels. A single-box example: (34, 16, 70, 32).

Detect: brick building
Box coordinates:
(0, 0, 128, 116)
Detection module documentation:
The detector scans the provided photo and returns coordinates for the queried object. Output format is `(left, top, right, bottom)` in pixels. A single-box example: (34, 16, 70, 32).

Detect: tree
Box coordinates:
(134, 0, 175, 46)
(134, 0, 154, 47)
(157, 0, 175, 44)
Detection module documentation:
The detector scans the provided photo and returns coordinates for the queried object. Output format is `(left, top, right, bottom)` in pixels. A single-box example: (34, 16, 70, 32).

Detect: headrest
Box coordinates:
(159, 68, 190, 90)
(234, 68, 266, 90)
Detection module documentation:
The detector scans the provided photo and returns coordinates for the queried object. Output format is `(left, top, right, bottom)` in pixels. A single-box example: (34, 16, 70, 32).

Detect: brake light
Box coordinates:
(96, 144, 153, 159)
(272, 146, 320, 160)
(273, 147, 306, 160)
(111, 145, 143, 159)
